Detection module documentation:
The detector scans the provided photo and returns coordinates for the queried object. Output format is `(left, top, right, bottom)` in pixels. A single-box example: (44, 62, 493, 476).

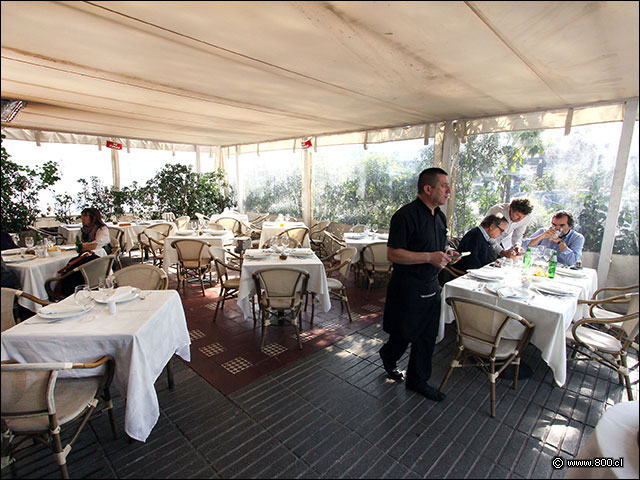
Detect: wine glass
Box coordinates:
(190, 220, 198, 232)
(25, 236, 35, 249)
(541, 247, 553, 263)
(364, 224, 372, 237)
(98, 276, 114, 302)
(371, 224, 378, 236)
(74, 284, 92, 309)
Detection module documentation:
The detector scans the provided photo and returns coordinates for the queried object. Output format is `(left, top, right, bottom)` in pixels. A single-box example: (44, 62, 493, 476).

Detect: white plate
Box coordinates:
(345, 233, 365, 240)
(555, 268, 587, 278)
(2, 254, 37, 263)
(204, 230, 227, 236)
(466, 269, 504, 282)
(37, 304, 94, 321)
(2, 248, 22, 255)
(176, 230, 195, 236)
(94, 288, 140, 304)
(60, 244, 77, 251)
(245, 252, 271, 260)
(533, 285, 575, 297)
(289, 251, 314, 258)
(487, 285, 530, 300)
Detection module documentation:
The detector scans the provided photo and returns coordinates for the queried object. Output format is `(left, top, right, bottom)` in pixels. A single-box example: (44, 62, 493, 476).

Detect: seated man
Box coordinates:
(521, 210, 584, 266)
(486, 197, 534, 259)
(439, 214, 507, 285)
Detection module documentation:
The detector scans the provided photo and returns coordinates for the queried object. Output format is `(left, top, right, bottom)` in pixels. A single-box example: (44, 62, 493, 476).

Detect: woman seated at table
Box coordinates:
(79, 207, 112, 255)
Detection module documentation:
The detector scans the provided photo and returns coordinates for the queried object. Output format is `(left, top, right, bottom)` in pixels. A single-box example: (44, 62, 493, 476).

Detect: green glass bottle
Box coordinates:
(75, 235, 82, 253)
(522, 247, 532, 268)
(548, 250, 557, 278)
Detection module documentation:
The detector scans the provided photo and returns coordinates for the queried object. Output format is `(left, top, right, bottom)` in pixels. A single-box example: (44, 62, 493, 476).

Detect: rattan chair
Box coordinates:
(279, 226, 309, 247)
(27, 225, 66, 245)
(44, 255, 115, 301)
(567, 292, 639, 400)
(1, 288, 50, 331)
(107, 226, 125, 269)
(360, 241, 392, 297)
(349, 224, 366, 233)
(110, 264, 168, 290)
(212, 256, 242, 322)
(579, 284, 639, 319)
(214, 217, 243, 236)
(171, 239, 213, 296)
(1, 356, 118, 479)
(253, 267, 309, 350)
(439, 296, 535, 417)
(138, 224, 173, 267)
(324, 246, 357, 324)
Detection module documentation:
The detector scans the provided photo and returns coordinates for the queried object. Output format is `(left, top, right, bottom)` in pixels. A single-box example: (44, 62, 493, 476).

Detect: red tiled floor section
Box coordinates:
(174, 274, 387, 395)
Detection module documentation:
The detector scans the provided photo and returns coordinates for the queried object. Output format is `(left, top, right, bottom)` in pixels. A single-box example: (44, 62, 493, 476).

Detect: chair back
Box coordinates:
(172, 239, 211, 267)
(361, 242, 391, 271)
(215, 217, 242, 234)
(107, 226, 125, 257)
(206, 222, 226, 231)
(335, 247, 357, 279)
(272, 234, 302, 249)
(195, 212, 210, 223)
(111, 264, 168, 290)
(148, 222, 176, 237)
(175, 216, 190, 230)
(281, 227, 309, 246)
(323, 230, 345, 255)
(620, 293, 639, 338)
(446, 296, 535, 357)
(1, 288, 18, 332)
(350, 224, 365, 233)
(1, 364, 55, 418)
(77, 255, 115, 289)
(253, 267, 309, 311)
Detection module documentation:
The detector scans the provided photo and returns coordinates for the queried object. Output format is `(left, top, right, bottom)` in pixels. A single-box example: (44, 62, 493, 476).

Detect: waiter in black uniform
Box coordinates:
(379, 167, 460, 401)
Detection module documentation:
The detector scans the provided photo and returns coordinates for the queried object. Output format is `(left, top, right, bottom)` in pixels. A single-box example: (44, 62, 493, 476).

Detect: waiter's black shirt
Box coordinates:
(387, 197, 448, 281)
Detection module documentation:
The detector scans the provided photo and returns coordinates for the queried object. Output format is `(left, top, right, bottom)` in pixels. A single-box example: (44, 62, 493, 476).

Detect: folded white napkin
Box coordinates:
(496, 287, 526, 298)
(107, 286, 136, 302)
(39, 303, 86, 316)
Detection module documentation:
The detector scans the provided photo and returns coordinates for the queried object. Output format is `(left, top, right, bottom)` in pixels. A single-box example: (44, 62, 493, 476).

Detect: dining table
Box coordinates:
(1, 289, 191, 442)
(343, 232, 389, 263)
(162, 230, 235, 273)
(2, 246, 79, 310)
(237, 248, 331, 320)
(439, 263, 598, 386)
(258, 221, 310, 248)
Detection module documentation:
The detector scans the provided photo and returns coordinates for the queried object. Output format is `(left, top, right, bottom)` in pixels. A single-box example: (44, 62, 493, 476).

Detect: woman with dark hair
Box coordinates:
(79, 207, 112, 255)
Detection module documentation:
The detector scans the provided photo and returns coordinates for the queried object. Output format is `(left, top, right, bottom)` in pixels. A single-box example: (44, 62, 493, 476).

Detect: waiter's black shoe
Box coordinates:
(405, 381, 446, 402)
(379, 351, 404, 382)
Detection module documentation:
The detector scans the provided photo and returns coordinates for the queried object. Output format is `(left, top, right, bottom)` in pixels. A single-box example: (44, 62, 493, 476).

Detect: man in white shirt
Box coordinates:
(486, 197, 534, 258)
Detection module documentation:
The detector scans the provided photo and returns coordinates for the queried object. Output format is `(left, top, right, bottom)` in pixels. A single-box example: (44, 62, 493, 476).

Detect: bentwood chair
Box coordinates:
(44, 255, 115, 301)
(324, 246, 358, 323)
(214, 217, 243, 236)
(212, 256, 242, 322)
(1, 288, 50, 331)
(1, 356, 118, 479)
(279, 226, 309, 247)
(110, 264, 169, 290)
(439, 296, 535, 417)
(253, 267, 309, 350)
(107, 226, 125, 269)
(567, 293, 639, 400)
(138, 224, 174, 267)
(360, 241, 392, 297)
(171, 239, 213, 296)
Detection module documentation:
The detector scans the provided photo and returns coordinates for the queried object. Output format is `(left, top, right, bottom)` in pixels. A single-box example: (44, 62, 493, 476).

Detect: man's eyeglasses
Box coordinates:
(496, 225, 506, 233)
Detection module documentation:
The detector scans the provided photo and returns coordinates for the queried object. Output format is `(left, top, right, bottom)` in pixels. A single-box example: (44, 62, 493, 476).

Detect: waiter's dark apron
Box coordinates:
(383, 271, 441, 342)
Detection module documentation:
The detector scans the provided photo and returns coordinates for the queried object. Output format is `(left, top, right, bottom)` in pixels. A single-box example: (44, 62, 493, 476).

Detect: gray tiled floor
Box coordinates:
(3, 318, 638, 479)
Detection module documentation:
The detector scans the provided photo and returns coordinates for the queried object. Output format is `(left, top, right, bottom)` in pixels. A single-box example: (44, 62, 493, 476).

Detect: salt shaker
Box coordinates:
(108, 300, 117, 315)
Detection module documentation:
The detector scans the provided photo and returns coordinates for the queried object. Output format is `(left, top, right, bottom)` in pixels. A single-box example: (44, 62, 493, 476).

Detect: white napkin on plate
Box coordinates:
(496, 287, 527, 298)
(39, 303, 86, 316)
(107, 286, 136, 302)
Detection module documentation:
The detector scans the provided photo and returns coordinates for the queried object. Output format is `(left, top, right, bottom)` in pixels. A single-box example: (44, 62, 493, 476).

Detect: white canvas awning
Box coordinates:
(1, 1, 638, 150)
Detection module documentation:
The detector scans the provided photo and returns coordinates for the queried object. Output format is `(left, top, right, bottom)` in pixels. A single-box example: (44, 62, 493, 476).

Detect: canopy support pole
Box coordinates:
(434, 121, 461, 236)
(596, 99, 638, 288)
(302, 148, 313, 226)
(111, 148, 120, 192)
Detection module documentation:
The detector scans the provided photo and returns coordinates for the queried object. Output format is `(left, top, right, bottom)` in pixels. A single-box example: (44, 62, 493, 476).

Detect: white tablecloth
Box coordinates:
(259, 222, 310, 248)
(162, 232, 234, 272)
(1, 290, 191, 442)
(439, 265, 598, 386)
(343, 232, 389, 263)
(237, 249, 331, 319)
(565, 400, 639, 479)
(3, 250, 77, 310)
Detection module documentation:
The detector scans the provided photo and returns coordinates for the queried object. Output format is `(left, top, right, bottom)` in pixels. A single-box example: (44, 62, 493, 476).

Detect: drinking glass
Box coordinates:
(74, 285, 92, 310)
(190, 220, 198, 231)
(98, 276, 114, 301)
(25, 236, 35, 249)
(541, 247, 553, 263)
(371, 224, 378, 235)
(364, 224, 372, 237)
